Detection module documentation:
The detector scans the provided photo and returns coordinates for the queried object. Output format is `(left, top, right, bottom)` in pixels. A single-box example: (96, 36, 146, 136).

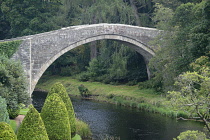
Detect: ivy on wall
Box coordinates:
(0, 40, 22, 58)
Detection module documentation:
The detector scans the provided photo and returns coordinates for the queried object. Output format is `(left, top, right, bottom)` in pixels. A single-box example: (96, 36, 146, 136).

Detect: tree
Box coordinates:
(0, 96, 9, 124)
(168, 56, 210, 132)
(17, 105, 49, 140)
(0, 55, 29, 118)
(173, 130, 208, 140)
(48, 82, 76, 138)
(41, 93, 71, 140)
(0, 122, 17, 140)
(149, 0, 209, 92)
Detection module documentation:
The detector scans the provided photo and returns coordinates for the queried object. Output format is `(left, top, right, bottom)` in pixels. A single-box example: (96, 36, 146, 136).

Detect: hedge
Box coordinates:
(17, 105, 49, 140)
(48, 82, 76, 138)
(0, 122, 17, 140)
(41, 93, 71, 140)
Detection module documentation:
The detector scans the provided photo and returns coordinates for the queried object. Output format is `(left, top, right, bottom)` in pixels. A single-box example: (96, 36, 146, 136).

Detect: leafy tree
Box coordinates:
(48, 82, 76, 138)
(149, 0, 210, 92)
(17, 105, 49, 140)
(173, 130, 208, 140)
(41, 93, 71, 140)
(0, 55, 29, 118)
(0, 122, 17, 140)
(0, 96, 9, 124)
(168, 56, 210, 132)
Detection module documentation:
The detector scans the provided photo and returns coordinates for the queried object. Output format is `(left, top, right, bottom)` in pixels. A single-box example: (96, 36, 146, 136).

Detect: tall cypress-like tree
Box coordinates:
(0, 96, 9, 124)
(48, 82, 76, 138)
(0, 122, 17, 140)
(41, 93, 71, 140)
(17, 105, 49, 140)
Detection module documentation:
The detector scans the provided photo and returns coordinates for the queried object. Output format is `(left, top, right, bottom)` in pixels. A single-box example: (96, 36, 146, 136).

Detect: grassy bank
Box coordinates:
(36, 75, 189, 118)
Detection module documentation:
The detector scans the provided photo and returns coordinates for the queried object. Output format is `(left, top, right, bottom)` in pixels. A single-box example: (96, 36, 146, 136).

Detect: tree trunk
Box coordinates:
(197, 110, 210, 132)
(90, 41, 97, 59)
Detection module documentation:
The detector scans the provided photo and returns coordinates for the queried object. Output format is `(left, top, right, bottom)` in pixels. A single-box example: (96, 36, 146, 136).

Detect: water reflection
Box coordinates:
(32, 91, 204, 140)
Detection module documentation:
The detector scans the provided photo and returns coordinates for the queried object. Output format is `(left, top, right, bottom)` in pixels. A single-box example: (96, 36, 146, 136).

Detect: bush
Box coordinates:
(0, 122, 17, 140)
(17, 105, 49, 140)
(41, 93, 71, 140)
(48, 82, 76, 138)
(77, 72, 90, 82)
(75, 118, 92, 139)
(173, 130, 208, 140)
(78, 84, 91, 98)
(0, 55, 29, 119)
(0, 96, 10, 124)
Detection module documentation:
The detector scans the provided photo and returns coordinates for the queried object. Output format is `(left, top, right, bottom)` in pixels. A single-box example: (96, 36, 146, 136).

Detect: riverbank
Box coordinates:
(36, 75, 190, 118)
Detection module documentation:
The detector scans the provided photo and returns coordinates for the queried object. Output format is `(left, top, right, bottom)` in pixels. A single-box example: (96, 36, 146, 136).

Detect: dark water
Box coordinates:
(32, 91, 204, 140)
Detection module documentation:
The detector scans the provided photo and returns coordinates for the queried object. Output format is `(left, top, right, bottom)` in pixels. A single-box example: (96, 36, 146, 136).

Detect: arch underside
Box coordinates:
(31, 34, 155, 94)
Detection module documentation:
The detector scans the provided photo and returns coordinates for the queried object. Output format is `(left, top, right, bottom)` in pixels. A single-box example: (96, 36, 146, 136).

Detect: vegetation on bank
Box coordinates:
(36, 75, 188, 118)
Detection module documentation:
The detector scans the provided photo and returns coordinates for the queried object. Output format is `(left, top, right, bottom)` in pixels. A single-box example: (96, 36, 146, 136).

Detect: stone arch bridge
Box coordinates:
(1, 23, 161, 96)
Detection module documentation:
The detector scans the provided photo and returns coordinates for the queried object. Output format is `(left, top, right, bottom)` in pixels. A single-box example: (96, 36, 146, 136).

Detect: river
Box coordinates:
(32, 91, 204, 140)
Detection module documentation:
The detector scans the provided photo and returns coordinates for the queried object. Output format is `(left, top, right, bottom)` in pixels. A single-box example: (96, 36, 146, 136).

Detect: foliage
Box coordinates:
(0, 122, 17, 140)
(149, 0, 210, 92)
(168, 56, 210, 132)
(77, 43, 148, 84)
(0, 0, 63, 38)
(0, 96, 9, 124)
(48, 82, 76, 138)
(78, 84, 91, 98)
(0, 41, 22, 58)
(173, 130, 209, 140)
(17, 105, 49, 140)
(0, 55, 29, 118)
(75, 118, 92, 139)
(41, 93, 71, 140)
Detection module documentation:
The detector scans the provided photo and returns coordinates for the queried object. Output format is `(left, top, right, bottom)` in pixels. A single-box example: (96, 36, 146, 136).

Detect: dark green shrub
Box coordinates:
(17, 105, 49, 140)
(0, 96, 10, 124)
(48, 82, 76, 138)
(77, 72, 90, 82)
(0, 41, 22, 58)
(41, 93, 71, 140)
(0, 122, 17, 140)
(0, 55, 29, 119)
(78, 84, 91, 98)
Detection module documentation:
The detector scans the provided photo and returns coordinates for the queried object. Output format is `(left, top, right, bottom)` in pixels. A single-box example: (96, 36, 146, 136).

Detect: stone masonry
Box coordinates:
(0, 23, 161, 96)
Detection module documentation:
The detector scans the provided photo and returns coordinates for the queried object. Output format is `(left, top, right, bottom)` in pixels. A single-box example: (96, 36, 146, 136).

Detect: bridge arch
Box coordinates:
(5, 23, 161, 96)
(36, 35, 154, 93)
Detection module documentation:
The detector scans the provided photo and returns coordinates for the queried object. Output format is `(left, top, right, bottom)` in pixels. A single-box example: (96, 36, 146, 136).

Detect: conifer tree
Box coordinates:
(17, 105, 49, 140)
(41, 93, 71, 140)
(0, 122, 17, 140)
(48, 82, 76, 138)
(0, 96, 9, 124)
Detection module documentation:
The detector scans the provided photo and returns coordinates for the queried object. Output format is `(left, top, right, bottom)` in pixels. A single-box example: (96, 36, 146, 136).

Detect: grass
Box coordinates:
(9, 120, 17, 132)
(19, 108, 29, 115)
(36, 75, 189, 118)
(72, 134, 82, 140)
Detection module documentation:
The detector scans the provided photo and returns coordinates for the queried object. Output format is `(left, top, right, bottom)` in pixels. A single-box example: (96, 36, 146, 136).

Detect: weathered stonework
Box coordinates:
(0, 23, 161, 96)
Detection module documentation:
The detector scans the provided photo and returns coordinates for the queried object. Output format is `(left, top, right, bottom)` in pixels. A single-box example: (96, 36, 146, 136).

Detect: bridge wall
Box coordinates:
(2, 24, 161, 96)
